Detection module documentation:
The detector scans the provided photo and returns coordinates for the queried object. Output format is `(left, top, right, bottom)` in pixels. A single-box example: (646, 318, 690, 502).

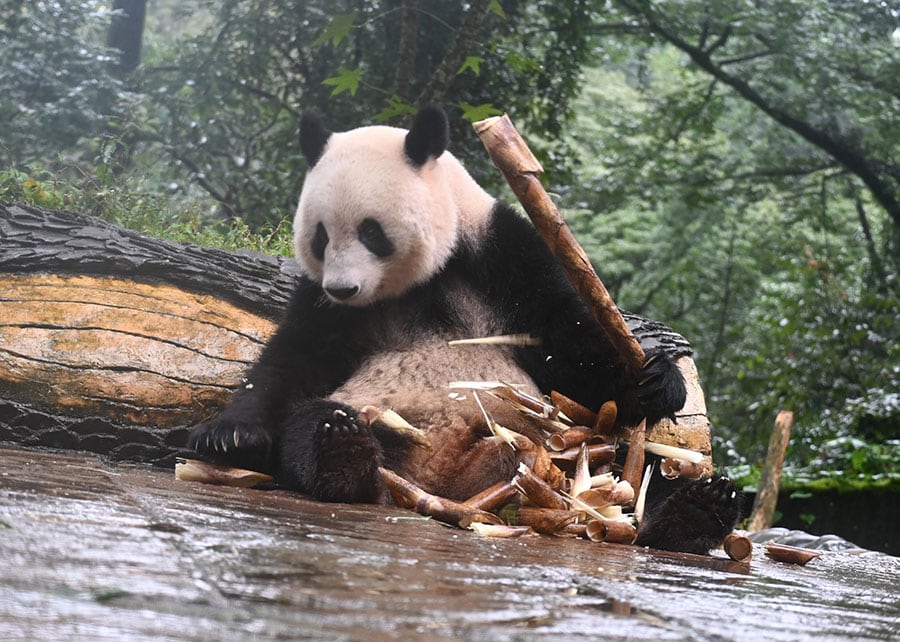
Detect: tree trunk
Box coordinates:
(107, 0, 147, 73)
(0, 203, 707, 468)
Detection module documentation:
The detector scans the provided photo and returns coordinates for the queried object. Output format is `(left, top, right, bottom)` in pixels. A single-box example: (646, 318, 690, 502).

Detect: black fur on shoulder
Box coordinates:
(404, 105, 449, 166)
(299, 111, 332, 167)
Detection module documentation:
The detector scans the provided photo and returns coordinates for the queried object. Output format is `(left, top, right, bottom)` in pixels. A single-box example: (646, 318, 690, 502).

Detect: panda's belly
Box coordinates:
(329, 336, 539, 409)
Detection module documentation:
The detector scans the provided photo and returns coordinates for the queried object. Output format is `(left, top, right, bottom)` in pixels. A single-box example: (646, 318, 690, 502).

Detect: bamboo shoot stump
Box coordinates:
(1, 202, 706, 468)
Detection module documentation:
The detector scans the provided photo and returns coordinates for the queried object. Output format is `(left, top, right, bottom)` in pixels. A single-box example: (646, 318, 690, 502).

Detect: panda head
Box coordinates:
(293, 106, 494, 307)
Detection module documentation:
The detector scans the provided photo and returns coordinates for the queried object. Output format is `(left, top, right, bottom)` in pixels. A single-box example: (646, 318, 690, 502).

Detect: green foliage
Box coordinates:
(0, 1, 126, 165)
(565, 3, 900, 479)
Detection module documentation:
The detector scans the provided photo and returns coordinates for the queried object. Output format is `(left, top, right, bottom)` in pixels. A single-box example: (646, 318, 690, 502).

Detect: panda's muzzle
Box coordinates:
(325, 285, 360, 301)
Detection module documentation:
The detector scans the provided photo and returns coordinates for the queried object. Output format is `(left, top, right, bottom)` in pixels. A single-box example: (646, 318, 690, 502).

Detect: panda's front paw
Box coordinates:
(187, 416, 274, 472)
(636, 349, 687, 423)
(279, 401, 384, 503)
(636, 475, 741, 554)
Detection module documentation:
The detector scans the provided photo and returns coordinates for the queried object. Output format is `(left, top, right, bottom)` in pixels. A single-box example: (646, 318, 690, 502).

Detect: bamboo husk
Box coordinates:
(512, 463, 568, 510)
(660, 457, 705, 480)
(576, 480, 635, 509)
(547, 426, 595, 452)
(571, 443, 592, 496)
(765, 543, 821, 566)
(469, 522, 535, 538)
(463, 480, 519, 512)
(723, 532, 753, 563)
(550, 390, 596, 426)
(174, 458, 274, 488)
(377, 467, 501, 527)
(513, 506, 580, 534)
(473, 114, 645, 377)
(550, 443, 616, 467)
(585, 519, 638, 544)
(620, 420, 646, 506)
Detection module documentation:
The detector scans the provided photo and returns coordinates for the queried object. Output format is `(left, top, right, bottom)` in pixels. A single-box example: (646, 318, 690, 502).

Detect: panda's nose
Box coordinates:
(325, 285, 360, 301)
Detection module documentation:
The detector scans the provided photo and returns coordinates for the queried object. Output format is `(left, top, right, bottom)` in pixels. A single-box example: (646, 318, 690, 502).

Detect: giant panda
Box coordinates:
(188, 105, 740, 554)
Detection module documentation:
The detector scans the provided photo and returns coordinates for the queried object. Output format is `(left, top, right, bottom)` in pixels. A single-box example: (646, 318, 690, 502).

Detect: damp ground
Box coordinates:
(1, 447, 897, 641)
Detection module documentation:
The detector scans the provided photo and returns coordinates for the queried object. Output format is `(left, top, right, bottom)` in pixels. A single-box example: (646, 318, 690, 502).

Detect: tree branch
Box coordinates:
(416, 0, 492, 107)
(615, 0, 900, 227)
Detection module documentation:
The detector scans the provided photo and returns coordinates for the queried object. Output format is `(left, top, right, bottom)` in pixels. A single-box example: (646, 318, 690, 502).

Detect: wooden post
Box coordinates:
(747, 410, 794, 532)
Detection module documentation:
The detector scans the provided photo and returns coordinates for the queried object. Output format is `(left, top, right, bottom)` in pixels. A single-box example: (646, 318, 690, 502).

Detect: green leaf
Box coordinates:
(488, 0, 507, 19)
(312, 13, 356, 47)
(373, 96, 418, 123)
(458, 102, 503, 122)
(458, 56, 483, 76)
(323, 68, 362, 96)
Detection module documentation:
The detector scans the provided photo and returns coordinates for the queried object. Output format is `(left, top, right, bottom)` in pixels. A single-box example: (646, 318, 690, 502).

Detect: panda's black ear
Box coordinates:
(300, 111, 332, 167)
(404, 105, 449, 166)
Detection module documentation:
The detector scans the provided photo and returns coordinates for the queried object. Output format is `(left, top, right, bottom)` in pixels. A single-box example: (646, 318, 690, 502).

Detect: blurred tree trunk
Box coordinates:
(107, 0, 147, 73)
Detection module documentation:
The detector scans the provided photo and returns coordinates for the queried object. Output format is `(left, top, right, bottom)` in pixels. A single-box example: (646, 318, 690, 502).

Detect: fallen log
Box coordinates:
(0, 202, 703, 467)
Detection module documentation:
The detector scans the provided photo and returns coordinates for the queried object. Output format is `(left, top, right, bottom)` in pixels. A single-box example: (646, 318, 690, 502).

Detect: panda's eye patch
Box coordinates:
(357, 218, 394, 258)
(311, 222, 328, 261)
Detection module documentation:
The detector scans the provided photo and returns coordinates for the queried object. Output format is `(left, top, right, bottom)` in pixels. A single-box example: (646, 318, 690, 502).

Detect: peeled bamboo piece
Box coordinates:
(585, 519, 638, 544)
(175, 458, 274, 488)
(512, 463, 568, 510)
(643, 441, 704, 463)
(359, 405, 431, 450)
(724, 532, 753, 563)
(377, 467, 502, 527)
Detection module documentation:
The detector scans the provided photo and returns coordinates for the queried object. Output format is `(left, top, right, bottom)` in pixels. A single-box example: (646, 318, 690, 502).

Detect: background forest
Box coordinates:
(1, 0, 898, 490)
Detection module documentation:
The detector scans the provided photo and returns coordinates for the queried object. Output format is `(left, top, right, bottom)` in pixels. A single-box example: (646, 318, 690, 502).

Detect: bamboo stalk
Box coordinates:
(463, 480, 519, 512)
(377, 467, 501, 527)
(514, 506, 580, 534)
(592, 400, 618, 436)
(620, 419, 647, 506)
(473, 114, 645, 376)
(723, 532, 753, 563)
(512, 462, 568, 510)
(550, 390, 596, 426)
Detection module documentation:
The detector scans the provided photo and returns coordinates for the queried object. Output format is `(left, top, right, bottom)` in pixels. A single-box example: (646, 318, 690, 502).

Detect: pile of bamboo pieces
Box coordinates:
(372, 383, 704, 546)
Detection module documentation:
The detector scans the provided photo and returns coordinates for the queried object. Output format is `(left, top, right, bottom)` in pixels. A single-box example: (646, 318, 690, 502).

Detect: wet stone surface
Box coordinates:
(1, 447, 898, 641)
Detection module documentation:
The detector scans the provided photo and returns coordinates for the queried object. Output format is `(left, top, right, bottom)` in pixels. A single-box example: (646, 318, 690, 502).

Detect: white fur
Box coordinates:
(293, 125, 495, 306)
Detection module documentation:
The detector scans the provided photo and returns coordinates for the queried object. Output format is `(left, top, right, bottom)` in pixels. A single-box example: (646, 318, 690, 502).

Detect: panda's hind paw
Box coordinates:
(280, 401, 384, 503)
(636, 475, 742, 555)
